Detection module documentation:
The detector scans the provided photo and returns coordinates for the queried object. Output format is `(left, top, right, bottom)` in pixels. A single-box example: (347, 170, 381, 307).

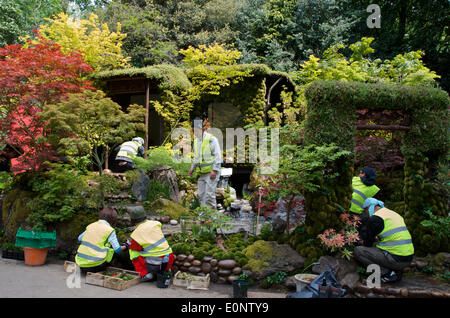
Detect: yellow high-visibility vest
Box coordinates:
(116, 141, 140, 161)
(350, 177, 380, 214)
(193, 133, 215, 174)
(374, 208, 414, 256)
(129, 220, 172, 260)
(75, 221, 115, 267)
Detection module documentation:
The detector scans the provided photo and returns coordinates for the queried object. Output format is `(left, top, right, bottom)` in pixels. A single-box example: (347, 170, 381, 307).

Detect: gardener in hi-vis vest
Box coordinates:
(114, 137, 145, 172)
(127, 208, 174, 282)
(188, 117, 222, 209)
(350, 167, 380, 230)
(75, 207, 128, 273)
(354, 198, 414, 284)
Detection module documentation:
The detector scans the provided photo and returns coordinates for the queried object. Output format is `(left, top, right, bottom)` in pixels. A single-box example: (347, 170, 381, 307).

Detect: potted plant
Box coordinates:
(14, 227, 56, 266)
(233, 273, 250, 298)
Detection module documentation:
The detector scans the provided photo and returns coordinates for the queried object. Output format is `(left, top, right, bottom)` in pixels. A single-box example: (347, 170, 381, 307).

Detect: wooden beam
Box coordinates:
(356, 124, 410, 131)
(145, 79, 150, 158)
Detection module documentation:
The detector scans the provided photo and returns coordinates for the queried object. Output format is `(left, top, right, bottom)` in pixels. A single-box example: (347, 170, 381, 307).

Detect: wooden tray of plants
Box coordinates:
(86, 267, 141, 291)
(173, 271, 210, 290)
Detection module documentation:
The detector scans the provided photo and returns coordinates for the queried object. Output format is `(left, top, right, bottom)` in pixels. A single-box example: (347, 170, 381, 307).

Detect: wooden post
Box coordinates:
(145, 79, 150, 159)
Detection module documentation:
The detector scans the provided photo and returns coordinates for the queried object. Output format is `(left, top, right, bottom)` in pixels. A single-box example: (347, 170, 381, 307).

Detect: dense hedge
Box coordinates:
(303, 81, 449, 256)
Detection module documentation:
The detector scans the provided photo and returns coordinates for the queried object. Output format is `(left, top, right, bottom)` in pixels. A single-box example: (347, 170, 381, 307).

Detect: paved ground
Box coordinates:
(0, 256, 288, 298)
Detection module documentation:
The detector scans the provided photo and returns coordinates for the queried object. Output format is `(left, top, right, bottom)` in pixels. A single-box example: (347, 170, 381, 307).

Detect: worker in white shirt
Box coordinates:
(188, 117, 222, 210)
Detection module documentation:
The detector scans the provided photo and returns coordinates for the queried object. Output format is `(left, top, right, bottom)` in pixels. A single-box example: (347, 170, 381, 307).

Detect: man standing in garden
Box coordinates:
(114, 137, 145, 172)
(354, 198, 414, 284)
(188, 117, 222, 210)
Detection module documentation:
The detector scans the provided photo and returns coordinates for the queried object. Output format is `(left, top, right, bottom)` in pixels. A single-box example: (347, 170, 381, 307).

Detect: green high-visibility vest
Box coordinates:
(350, 177, 380, 214)
(193, 133, 215, 174)
(374, 208, 414, 256)
(129, 220, 172, 260)
(75, 221, 115, 268)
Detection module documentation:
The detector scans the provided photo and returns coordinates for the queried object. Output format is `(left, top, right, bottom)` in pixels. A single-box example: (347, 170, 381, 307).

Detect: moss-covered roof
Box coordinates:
(94, 63, 296, 92)
(93, 64, 192, 92)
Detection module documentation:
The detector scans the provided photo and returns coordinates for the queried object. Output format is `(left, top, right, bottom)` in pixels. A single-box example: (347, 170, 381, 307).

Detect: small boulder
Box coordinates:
(218, 259, 237, 269)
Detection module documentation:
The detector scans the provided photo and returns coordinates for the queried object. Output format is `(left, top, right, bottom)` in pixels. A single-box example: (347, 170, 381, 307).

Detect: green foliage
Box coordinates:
(180, 43, 254, 101)
(145, 179, 170, 204)
(134, 145, 191, 176)
(25, 164, 90, 230)
(266, 271, 287, 285)
(0, 171, 13, 194)
(40, 90, 145, 174)
(420, 209, 450, 240)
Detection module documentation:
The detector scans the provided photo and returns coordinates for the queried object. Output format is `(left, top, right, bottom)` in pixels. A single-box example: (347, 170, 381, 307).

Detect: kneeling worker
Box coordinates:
(354, 198, 414, 283)
(114, 137, 145, 172)
(128, 208, 174, 281)
(75, 207, 128, 273)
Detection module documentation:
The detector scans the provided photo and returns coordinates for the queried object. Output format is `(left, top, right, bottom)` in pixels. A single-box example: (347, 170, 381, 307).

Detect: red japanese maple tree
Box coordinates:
(0, 32, 94, 173)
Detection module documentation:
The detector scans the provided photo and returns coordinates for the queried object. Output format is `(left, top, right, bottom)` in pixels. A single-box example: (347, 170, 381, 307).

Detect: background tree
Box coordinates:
(0, 0, 109, 46)
(0, 34, 94, 172)
(38, 12, 130, 72)
(40, 90, 145, 174)
(339, 0, 449, 91)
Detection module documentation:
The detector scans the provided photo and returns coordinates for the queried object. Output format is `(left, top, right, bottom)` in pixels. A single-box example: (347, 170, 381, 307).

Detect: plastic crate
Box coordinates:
(14, 227, 56, 249)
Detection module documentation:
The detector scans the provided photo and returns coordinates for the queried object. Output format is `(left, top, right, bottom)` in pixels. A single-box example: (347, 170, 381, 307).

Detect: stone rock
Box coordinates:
(187, 254, 195, 262)
(240, 205, 252, 213)
(103, 169, 113, 175)
(177, 254, 187, 261)
(218, 269, 231, 277)
(272, 216, 287, 234)
(192, 260, 202, 266)
(217, 277, 227, 284)
(227, 275, 237, 283)
(312, 256, 358, 283)
(131, 169, 150, 202)
(210, 272, 219, 283)
(340, 272, 360, 290)
(150, 166, 181, 202)
(201, 262, 212, 273)
(160, 215, 170, 224)
(188, 266, 202, 274)
(415, 259, 428, 270)
(203, 256, 213, 262)
(243, 240, 305, 280)
(218, 259, 237, 269)
(210, 259, 218, 267)
(180, 266, 189, 272)
(232, 267, 242, 275)
(216, 188, 226, 201)
(170, 219, 178, 225)
(183, 262, 191, 267)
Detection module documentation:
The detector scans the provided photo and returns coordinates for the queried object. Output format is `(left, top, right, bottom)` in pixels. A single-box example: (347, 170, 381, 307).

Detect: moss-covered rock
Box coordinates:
(1, 189, 35, 242)
(148, 198, 189, 220)
(243, 240, 305, 280)
(57, 211, 98, 253)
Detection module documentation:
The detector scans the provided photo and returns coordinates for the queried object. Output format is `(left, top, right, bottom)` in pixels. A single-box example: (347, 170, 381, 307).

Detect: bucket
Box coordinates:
(23, 247, 48, 266)
(294, 274, 318, 292)
(232, 279, 249, 298)
(156, 272, 171, 288)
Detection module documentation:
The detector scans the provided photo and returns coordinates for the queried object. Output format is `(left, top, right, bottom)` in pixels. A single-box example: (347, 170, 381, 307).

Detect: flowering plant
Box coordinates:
(317, 213, 361, 260)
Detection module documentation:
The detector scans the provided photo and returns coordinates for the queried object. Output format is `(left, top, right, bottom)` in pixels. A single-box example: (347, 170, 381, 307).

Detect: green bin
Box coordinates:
(15, 227, 56, 249)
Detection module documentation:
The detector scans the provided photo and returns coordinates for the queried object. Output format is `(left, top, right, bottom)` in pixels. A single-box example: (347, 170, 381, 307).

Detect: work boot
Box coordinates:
(141, 273, 154, 282)
(380, 270, 399, 284)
